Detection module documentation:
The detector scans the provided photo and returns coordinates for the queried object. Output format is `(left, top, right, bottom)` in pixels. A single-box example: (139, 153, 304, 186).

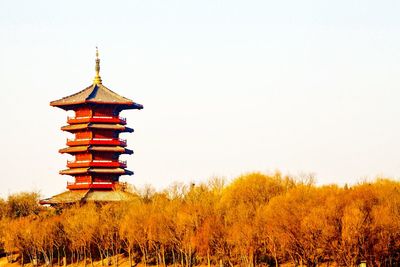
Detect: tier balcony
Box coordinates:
(67, 181, 114, 190)
(66, 138, 127, 147)
(67, 116, 127, 125)
(67, 160, 127, 168)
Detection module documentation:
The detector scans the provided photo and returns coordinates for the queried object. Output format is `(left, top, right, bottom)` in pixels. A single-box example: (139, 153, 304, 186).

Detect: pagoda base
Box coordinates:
(39, 188, 137, 205)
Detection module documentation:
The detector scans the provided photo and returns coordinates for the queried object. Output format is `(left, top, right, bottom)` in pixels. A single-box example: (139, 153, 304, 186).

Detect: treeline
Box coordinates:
(0, 172, 400, 267)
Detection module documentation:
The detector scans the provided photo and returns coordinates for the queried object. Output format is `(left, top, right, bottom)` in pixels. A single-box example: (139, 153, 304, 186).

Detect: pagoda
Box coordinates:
(40, 49, 143, 205)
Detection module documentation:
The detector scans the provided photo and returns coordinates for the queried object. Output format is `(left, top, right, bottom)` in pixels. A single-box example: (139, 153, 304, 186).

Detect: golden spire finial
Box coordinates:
(93, 46, 102, 85)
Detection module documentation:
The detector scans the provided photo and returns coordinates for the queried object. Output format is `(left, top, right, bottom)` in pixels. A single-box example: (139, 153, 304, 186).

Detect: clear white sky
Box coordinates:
(1, 0, 400, 198)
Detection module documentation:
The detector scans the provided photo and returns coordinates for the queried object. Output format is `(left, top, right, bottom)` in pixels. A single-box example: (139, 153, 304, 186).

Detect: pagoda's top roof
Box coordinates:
(50, 48, 143, 110)
(50, 83, 143, 110)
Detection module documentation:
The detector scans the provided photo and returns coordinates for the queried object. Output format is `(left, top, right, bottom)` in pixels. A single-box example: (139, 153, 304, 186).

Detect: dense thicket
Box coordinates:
(1, 173, 400, 267)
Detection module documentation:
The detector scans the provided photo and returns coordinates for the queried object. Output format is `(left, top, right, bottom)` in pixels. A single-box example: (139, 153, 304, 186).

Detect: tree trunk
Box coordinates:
(274, 256, 279, 267)
(41, 249, 50, 267)
(100, 250, 104, 266)
(28, 255, 33, 266)
(35, 251, 38, 267)
(84, 248, 87, 267)
(172, 249, 176, 267)
(161, 246, 166, 267)
(207, 249, 211, 267)
(143, 250, 147, 267)
(185, 252, 188, 267)
(62, 247, 66, 267)
(186, 247, 191, 267)
(57, 248, 60, 267)
(181, 251, 184, 267)
(249, 253, 254, 267)
(50, 248, 54, 267)
(128, 248, 132, 267)
(89, 250, 94, 267)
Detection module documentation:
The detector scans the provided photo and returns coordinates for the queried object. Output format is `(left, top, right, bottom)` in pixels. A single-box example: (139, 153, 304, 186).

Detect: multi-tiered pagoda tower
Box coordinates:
(41, 49, 142, 205)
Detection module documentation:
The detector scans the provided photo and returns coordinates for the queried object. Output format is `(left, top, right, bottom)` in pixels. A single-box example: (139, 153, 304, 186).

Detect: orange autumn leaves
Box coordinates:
(0, 173, 400, 267)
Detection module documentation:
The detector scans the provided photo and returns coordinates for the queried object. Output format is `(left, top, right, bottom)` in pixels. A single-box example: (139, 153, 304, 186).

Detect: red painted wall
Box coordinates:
(76, 131, 92, 139)
(75, 107, 92, 118)
(76, 153, 92, 161)
(75, 175, 91, 183)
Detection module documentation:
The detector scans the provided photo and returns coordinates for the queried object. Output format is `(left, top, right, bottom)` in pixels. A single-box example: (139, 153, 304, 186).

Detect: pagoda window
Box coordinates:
(93, 130, 114, 139)
(93, 174, 117, 183)
(93, 107, 114, 117)
(93, 153, 113, 161)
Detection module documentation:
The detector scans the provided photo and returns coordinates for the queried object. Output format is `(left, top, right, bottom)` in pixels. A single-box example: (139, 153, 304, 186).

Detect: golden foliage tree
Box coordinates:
(1, 175, 400, 267)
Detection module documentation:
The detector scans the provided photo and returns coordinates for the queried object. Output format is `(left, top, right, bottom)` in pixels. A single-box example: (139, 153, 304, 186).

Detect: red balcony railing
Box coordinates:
(67, 181, 114, 190)
(67, 116, 126, 124)
(66, 138, 127, 146)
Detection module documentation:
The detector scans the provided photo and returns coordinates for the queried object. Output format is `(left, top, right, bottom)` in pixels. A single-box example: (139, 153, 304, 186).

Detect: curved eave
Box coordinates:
(58, 100, 142, 107)
(118, 103, 143, 110)
(90, 123, 133, 132)
(124, 127, 134, 133)
(51, 101, 143, 111)
(59, 146, 88, 154)
(59, 145, 133, 154)
(90, 146, 133, 154)
(61, 123, 134, 133)
(60, 168, 133, 175)
(39, 190, 89, 205)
